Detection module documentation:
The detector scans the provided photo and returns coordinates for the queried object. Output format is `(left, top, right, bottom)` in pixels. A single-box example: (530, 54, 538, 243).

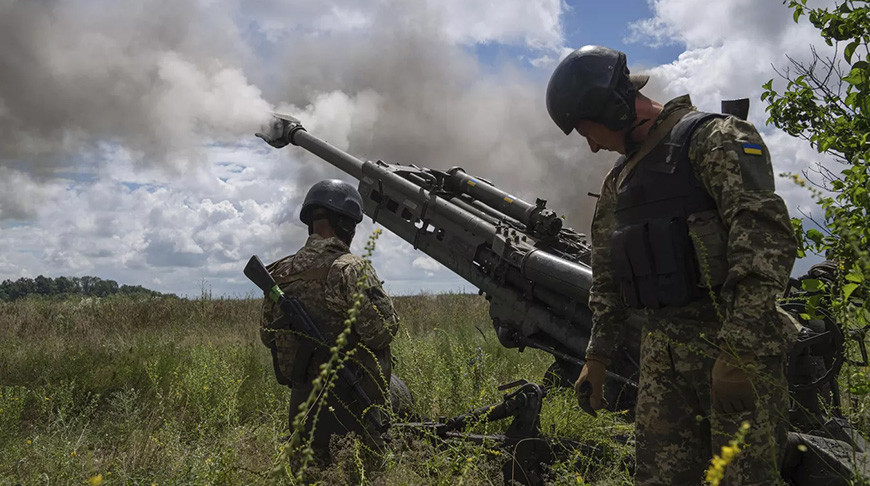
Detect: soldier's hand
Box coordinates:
(712, 351, 757, 414)
(574, 355, 609, 417)
(255, 117, 292, 148)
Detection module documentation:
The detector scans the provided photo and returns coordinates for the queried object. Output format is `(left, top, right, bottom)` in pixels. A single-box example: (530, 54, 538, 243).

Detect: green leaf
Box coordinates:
(843, 68, 865, 86)
(846, 271, 864, 283)
(806, 228, 825, 245)
(844, 41, 860, 63)
(843, 283, 859, 300)
(801, 278, 825, 292)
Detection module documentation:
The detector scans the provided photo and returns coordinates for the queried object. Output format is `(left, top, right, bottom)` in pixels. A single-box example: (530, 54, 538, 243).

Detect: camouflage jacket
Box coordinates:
(260, 234, 399, 396)
(587, 95, 797, 358)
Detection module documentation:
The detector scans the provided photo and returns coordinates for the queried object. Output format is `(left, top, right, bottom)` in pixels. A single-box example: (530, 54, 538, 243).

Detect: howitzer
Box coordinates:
(267, 113, 641, 409)
(243, 254, 387, 433)
(260, 114, 870, 482)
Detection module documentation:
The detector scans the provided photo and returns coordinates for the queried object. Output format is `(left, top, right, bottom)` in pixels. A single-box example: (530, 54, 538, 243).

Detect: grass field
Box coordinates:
(0, 293, 867, 485)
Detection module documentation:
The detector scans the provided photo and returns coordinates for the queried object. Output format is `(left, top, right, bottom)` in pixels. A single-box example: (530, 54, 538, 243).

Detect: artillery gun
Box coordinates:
(256, 113, 869, 484)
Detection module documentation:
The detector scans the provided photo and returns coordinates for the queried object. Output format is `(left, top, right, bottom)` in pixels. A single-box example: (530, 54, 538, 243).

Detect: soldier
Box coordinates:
(547, 46, 797, 485)
(258, 179, 399, 462)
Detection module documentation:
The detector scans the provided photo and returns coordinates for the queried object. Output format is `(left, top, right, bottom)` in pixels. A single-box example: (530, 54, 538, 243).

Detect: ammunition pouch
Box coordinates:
(612, 217, 701, 309)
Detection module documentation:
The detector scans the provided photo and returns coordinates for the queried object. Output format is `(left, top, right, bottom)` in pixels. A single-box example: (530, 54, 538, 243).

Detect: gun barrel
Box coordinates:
(285, 122, 595, 300)
(289, 126, 366, 180)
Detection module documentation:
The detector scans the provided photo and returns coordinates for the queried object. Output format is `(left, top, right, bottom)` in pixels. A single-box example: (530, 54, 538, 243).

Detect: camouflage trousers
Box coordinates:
(634, 303, 790, 485)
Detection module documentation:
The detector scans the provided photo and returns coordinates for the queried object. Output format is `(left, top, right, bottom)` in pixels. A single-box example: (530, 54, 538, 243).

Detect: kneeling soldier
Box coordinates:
(259, 179, 399, 461)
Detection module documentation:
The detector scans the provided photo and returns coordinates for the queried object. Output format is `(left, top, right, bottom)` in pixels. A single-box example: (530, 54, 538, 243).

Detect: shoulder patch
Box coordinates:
(728, 140, 774, 191)
(742, 142, 763, 156)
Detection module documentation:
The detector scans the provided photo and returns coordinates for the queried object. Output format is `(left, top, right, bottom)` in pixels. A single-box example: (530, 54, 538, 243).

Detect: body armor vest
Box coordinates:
(269, 250, 391, 406)
(611, 111, 727, 309)
(271, 253, 347, 384)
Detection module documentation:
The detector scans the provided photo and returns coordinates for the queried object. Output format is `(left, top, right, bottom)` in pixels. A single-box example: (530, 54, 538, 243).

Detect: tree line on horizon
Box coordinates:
(0, 275, 175, 301)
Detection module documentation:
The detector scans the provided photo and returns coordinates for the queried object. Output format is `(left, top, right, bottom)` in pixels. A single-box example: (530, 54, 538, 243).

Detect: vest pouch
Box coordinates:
(687, 210, 728, 290)
(647, 217, 700, 308)
(612, 223, 657, 309)
(611, 217, 703, 309)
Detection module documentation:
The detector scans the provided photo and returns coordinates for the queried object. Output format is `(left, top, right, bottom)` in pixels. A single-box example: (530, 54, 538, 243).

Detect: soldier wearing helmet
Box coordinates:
(549, 46, 797, 484)
(258, 179, 399, 462)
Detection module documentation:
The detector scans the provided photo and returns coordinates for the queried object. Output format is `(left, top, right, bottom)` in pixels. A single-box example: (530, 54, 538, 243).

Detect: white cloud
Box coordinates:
(626, 0, 804, 50)
(0, 142, 307, 296)
(433, 0, 564, 49)
(0, 168, 63, 220)
(412, 256, 442, 272)
(238, 0, 565, 50)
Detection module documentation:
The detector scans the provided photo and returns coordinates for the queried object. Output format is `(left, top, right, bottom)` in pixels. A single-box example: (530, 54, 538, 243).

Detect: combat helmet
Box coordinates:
(546, 45, 649, 135)
(299, 179, 364, 225)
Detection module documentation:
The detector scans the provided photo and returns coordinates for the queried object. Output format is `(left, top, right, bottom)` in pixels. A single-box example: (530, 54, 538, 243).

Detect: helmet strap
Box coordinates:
(604, 68, 638, 132)
(623, 118, 649, 154)
(329, 213, 356, 246)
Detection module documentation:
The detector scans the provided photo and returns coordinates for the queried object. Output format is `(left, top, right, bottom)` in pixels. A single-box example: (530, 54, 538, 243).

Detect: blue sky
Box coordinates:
(471, 1, 684, 76)
(0, 0, 833, 297)
(562, 0, 684, 65)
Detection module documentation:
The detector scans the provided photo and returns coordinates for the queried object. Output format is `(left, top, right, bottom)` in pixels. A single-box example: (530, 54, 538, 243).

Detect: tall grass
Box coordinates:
(1, 293, 867, 484)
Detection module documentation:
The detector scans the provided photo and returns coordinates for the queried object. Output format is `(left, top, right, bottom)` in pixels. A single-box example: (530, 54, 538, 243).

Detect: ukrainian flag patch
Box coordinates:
(742, 143, 763, 156)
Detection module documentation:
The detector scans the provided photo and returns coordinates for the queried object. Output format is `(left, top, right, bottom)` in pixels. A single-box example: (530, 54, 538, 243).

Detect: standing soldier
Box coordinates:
(547, 46, 797, 484)
(258, 179, 399, 462)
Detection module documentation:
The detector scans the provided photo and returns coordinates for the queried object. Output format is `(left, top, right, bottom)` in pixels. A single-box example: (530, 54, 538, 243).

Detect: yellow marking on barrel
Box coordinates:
(504, 196, 514, 204)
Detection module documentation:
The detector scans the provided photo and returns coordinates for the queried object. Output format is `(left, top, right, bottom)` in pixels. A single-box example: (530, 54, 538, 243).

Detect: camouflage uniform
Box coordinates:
(587, 95, 797, 485)
(260, 234, 399, 459)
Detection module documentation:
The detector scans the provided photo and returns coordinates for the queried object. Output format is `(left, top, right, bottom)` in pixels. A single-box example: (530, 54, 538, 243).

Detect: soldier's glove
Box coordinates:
(712, 352, 757, 414)
(255, 116, 293, 148)
(574, 355, 610, 417)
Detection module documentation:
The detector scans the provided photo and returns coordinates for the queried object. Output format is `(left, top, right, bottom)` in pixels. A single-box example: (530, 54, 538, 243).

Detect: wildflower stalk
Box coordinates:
(285, 228, 384, 483)
(705, 421, 750, 486)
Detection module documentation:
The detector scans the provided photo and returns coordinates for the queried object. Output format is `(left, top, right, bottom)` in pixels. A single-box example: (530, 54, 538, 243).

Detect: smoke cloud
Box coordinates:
(0, 0, 271, 171)
(3, 0, 608, 295)
(0, 0, 606, 225)
(264, 11, 611, 228)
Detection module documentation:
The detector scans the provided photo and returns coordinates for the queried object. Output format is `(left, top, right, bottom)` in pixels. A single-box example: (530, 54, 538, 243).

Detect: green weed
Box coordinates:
(1, 290, 867, 484)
